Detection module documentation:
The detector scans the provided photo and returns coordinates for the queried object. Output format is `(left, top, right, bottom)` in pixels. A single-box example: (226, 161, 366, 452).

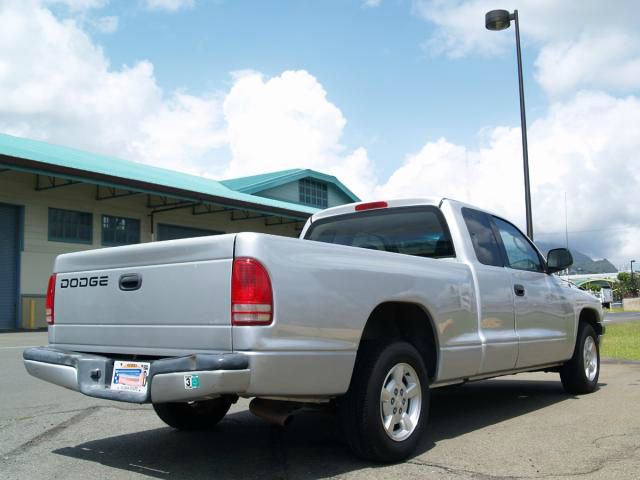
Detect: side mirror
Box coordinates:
(547, 248, 573, 274)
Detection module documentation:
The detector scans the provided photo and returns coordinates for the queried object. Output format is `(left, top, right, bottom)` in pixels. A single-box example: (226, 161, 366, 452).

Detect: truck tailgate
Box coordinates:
(49, 235, 236, 356)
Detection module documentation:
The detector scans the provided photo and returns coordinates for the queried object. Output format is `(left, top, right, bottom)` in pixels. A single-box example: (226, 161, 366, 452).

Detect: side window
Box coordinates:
(492, 217, 544, 273)
(462, 208, 503, 267)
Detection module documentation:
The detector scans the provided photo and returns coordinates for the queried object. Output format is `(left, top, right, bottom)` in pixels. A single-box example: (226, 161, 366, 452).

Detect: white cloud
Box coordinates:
(0, 1, 376, 198)
(0, 1, 162, 157)
(415, 0, 640, 96)
(130, 93, 226, 176)
(2, 0, 638, 265)
(535, 32, 640, 97)
(93, 15, 118, 33)
(143, 0, 194, 12)
(222, 70, 378, 196)
(0, 0, 222, 175)
(416, 0, 511, 58)
(376, 91, 640, 264)
(43, 0, 108, 11)
(363, 0, 382, 8)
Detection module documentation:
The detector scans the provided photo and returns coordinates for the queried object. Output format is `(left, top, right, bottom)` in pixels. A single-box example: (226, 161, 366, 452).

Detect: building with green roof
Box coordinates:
(0, 133, 359, 330)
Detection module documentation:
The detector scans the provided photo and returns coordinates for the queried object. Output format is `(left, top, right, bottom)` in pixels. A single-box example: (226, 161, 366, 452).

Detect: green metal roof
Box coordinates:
(0, 133, 319, 219)
(221, 168, 361, 202)
(221, 169, 303, 191)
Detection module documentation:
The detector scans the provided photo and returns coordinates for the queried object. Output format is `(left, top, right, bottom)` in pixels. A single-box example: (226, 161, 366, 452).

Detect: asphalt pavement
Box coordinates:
(2, 331, 640, 479)
(603, 311, 640, 324)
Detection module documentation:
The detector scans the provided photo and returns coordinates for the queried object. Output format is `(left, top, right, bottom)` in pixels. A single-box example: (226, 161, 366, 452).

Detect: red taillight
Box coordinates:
(355, 201, 388, 211)
(46, 274, 57, 325)
(231, 258, 273, 326)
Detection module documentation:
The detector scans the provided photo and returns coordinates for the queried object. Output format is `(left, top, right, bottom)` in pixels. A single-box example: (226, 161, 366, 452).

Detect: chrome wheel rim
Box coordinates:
(380, 362, 422, 442)
(583, 336, 598, 381)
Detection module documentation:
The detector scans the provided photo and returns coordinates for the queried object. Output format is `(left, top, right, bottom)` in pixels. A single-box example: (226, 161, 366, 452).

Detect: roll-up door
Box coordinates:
(0, 203, 20, 330)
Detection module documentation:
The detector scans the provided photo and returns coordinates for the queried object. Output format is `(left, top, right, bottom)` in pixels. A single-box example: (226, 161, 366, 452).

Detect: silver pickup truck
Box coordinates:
(24, 198, 604, 462)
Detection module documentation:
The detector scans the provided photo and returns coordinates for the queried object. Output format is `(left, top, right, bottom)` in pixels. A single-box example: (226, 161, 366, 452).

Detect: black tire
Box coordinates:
(337, 341, 429, 463)
(153, 398, 232, 431)
(560, 323, 600, 394)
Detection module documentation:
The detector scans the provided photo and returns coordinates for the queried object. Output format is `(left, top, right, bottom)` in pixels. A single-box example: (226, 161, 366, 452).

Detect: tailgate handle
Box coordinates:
(119, 274, 142, 291)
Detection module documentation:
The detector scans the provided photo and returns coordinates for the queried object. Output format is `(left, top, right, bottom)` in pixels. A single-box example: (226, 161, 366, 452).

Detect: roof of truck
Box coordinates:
(310, 197, 445, 222)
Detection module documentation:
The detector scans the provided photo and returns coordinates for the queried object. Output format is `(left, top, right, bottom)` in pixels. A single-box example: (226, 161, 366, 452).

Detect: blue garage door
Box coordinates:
(0, 204, 20, 330)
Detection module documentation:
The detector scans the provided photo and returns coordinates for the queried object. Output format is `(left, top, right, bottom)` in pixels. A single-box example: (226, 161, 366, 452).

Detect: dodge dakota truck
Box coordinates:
(24, 198, 604, 462)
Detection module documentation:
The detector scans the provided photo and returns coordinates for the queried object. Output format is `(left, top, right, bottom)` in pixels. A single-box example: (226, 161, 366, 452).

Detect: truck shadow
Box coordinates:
(53, 378, 578, 479)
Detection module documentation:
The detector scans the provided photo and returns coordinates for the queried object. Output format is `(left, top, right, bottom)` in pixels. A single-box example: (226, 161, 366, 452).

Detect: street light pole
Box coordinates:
(485, 9, 533, 240)
(632, 260, 636, 290)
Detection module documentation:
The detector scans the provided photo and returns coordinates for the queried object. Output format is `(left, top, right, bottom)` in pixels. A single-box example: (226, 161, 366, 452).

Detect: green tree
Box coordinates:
(617, 272, 639, 297)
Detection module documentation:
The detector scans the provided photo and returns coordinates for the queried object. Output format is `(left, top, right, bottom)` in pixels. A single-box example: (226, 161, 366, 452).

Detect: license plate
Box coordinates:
(111, 361, 150, 394)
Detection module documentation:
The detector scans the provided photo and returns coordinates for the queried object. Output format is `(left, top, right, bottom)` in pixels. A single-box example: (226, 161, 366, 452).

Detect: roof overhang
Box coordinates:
(0, 153, 315, 221)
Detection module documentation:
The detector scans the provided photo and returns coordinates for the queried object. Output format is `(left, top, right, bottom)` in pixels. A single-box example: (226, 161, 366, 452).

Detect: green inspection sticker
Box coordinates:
(184, 374, 200, 390)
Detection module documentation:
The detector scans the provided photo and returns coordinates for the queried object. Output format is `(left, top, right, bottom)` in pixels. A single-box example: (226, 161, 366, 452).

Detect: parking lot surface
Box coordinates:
(604, 311, 640, 324)
(2, 331, 640, 479)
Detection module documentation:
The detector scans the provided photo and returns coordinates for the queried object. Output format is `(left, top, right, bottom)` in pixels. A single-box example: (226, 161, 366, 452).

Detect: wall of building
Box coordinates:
(623, 297, 640, 311)
(0, 170, 302, 329)
(327, 185, 353, 206)
(256, 180, 354, 208)
(256, 182, 299, 204)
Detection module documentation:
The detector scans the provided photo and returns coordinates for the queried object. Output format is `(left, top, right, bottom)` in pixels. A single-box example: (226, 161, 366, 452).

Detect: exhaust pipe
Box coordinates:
(249, 398, 300, 427)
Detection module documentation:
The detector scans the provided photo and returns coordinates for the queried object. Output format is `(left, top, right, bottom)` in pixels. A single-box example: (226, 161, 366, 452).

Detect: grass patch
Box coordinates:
(601, 320, 640, 361)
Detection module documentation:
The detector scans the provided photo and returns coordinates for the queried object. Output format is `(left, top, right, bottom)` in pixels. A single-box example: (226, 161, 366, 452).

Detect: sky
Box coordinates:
(0, 0, 638, 268)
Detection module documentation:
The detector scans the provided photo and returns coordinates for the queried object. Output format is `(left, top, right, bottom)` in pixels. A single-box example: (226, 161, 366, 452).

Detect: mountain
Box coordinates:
(535, 242, 617, 274)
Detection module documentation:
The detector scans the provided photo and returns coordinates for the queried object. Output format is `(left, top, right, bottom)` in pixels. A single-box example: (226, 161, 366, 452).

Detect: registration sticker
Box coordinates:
(111, 361, 150, 394)
(184, 374, 200, 390)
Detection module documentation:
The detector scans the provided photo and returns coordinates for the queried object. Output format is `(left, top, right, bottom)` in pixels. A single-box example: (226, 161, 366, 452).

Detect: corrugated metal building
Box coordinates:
(0, 134, 359, 330)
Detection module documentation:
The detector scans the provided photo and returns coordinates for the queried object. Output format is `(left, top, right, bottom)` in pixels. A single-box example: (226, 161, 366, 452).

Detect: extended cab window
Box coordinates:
(305, 206, 454, 258)
(492, 217, 544, 273)
(462, 208, 503, 267)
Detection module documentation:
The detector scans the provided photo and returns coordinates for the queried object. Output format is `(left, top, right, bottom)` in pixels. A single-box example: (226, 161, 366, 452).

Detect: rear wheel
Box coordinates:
(338, 341, 429, 462)
(560, 323, 600, 394)
(153, 398, 232, 431)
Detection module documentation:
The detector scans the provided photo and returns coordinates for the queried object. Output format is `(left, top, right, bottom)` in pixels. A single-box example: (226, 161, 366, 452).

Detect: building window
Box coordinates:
(299, 178, 328, 208)
(48, 208, 93, 244)
(102, 215, 140, 246)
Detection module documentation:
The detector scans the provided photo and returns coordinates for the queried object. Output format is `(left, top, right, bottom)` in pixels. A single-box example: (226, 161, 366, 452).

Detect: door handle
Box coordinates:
(514, 284, 525, 297)
(119, 273, 142, 291)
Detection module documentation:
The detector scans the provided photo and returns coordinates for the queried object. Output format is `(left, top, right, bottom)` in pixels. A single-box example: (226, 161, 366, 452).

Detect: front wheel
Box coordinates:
(153, 398, 232, 431)
(338, 341, 429, 462)
(560, 323, 600, 394)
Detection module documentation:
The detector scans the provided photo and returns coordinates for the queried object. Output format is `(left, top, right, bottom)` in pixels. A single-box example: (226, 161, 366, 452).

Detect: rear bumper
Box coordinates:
(23, 347, 250, 404)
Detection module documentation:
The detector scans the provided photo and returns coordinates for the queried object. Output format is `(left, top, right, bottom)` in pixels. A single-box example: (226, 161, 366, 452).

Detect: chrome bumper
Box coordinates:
(23, 347, 250, 404)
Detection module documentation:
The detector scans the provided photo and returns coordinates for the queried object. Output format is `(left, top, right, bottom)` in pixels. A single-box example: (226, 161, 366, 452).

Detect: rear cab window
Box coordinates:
(304, 206, 455, 259)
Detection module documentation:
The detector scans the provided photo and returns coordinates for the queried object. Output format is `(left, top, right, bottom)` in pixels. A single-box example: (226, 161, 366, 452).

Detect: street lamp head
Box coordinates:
(485, 9, 513, 31)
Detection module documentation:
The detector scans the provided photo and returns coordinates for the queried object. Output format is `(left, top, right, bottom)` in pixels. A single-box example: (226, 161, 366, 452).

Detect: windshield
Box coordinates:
(304, 206, 455, 258)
